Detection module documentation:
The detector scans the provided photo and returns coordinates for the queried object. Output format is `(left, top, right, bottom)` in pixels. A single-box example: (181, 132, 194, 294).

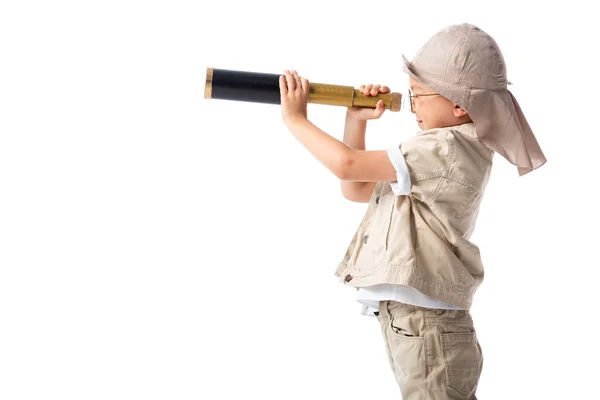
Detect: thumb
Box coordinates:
(373, 100, 386, 118)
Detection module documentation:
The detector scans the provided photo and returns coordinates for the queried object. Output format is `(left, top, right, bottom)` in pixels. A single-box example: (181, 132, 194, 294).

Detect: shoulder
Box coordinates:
(400, 128, 452, 157)
(444, 123, 494, 163)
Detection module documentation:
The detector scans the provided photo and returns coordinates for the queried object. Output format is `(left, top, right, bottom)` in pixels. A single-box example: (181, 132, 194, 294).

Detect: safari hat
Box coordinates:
(402, 23, 546, 176)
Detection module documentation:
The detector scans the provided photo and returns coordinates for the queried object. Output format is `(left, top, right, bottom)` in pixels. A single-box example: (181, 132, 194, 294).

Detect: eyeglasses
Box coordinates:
(408, 89, 440, 113)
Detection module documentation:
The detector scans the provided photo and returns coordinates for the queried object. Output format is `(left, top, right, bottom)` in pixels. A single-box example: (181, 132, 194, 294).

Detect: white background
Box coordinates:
(1, 1, 598, 399)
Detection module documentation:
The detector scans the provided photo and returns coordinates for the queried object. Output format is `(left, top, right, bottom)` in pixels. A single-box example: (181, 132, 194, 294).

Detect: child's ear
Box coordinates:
(453, 104, 469, 118)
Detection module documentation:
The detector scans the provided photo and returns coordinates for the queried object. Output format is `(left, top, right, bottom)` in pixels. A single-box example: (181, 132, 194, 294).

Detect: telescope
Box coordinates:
(204, 67, 402, 112)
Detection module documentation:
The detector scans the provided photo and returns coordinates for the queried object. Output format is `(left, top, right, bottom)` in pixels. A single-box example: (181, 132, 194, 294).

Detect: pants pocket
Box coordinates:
(440, 332, 483, 397)
(387, 307, 427, 383)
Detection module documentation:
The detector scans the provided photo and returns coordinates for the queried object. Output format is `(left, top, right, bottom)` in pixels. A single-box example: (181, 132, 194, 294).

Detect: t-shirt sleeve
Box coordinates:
(385, 145, 411, 196)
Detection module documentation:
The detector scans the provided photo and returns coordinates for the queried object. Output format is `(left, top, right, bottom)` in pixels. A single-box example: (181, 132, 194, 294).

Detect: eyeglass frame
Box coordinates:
(408, 88, 441, 113)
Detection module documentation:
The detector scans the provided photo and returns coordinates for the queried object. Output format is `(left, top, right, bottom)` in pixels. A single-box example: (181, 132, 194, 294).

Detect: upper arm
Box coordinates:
(340, 147, 411, 196)
(339, 150, 398, 182)
(341, 181, 377, 203)
(340, 132, 450, 200)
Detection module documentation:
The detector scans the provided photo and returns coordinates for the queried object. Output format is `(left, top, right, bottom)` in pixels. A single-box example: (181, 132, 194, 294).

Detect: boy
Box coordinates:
(279, 23, 546, 399)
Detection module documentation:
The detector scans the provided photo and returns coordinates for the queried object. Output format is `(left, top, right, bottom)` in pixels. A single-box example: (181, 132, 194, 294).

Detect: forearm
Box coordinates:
(342, 111, 367, 150)
(341, 111, 370, 193)
(284, 117, 350, 178)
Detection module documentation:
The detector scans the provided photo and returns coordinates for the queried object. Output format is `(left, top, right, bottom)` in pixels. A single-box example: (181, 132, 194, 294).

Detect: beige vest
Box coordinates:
(334, 122, 493, 310)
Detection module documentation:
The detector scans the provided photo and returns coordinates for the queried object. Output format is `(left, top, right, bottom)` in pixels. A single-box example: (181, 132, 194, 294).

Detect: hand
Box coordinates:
(347, 84, 390, 121)
(279, 70, 309, 125)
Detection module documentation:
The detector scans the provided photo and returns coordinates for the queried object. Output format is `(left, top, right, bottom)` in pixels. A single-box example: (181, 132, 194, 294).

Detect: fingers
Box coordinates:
(292, 70, 302, 90)
(357, 83, 389, 117)
(361, 84, 373, 95)
(279, 75, 287, 95)
(284, 70, 295, 91)
(359, 84, 390, 95)
(300, 76, 309, 92)
(283, 70, 309, 93)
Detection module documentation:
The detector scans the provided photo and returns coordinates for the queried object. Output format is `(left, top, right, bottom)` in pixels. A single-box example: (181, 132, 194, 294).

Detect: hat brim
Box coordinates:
(402, 55, 470, 109)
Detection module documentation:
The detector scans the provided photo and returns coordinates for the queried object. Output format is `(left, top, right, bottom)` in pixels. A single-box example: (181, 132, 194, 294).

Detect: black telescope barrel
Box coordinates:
(210, 68, 281, 105)
(205, 67, 403, 112)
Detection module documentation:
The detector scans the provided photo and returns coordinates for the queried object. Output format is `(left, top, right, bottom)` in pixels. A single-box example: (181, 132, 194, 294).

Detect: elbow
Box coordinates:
(335, 151, 355, 181)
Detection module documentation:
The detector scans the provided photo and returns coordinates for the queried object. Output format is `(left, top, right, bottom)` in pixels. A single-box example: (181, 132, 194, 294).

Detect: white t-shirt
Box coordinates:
(355, 145, 464, 317)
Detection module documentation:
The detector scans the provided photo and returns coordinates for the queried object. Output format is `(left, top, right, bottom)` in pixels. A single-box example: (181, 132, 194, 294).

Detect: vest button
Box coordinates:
(344, 274, 353, 282)
(363, 235, 369, 244)
(375, 196, 380, 204)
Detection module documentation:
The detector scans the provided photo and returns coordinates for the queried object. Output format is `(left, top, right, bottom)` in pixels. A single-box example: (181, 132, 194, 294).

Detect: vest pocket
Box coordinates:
(440, 332, 482, 396)
(352, 187, 394, 271)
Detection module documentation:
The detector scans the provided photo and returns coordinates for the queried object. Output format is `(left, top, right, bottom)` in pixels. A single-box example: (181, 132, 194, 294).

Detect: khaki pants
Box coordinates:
(377, 300, 483, 399)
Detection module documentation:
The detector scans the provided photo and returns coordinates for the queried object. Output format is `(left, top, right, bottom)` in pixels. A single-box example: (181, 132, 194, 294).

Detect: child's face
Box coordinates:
(409, 77, 471, 130)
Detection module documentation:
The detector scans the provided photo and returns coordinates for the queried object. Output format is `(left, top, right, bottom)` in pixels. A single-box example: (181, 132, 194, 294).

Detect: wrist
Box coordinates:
(284, 115, 309, 128)
(345, 109, 368, 123)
